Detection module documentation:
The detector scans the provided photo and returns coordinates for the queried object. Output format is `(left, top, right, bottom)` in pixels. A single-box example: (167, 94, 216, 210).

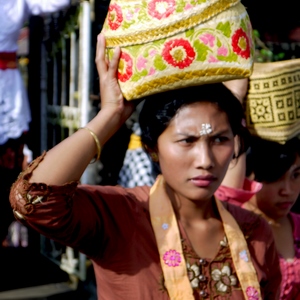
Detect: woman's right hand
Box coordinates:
(29, 33, 137, 184)
(95, 33, 135, 124)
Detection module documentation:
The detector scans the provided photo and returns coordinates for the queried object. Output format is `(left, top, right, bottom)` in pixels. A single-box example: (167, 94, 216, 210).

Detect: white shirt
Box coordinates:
(0, 0, 70, 144)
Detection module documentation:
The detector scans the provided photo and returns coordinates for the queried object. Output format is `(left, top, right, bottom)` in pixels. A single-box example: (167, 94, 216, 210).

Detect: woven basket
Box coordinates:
(101, 0, 254, 100)
(245, 59, 300, 143)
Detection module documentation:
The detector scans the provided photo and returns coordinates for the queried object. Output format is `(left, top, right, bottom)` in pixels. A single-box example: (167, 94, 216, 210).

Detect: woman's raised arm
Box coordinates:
(30, 33, 135, 185)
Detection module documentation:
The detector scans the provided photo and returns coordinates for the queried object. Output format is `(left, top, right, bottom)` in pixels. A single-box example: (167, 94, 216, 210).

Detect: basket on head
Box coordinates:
(245, 59, 300, 144)
(101, 0, 255, 100)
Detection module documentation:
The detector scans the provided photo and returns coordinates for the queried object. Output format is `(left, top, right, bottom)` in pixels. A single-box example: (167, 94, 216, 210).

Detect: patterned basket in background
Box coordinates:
(245, 59, 300, 143)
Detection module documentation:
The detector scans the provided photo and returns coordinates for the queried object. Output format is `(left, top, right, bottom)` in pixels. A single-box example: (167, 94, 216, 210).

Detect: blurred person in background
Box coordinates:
(0, 0, 70, 247)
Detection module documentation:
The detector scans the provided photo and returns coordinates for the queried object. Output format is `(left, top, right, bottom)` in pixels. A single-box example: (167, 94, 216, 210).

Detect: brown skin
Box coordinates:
(157, 102, 235, 258)
(246, 155, 300, 260)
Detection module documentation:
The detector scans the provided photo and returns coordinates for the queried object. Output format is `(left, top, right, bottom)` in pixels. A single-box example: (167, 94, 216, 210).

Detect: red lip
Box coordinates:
(276, 202, 294, 210)
(190, 175, 216, 187)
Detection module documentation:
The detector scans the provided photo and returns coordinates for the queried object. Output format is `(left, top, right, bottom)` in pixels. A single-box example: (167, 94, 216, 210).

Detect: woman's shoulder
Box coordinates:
(224, 201, 260, 222)
(224, 202, 272, 241)
(87, 184, 150, 200)
(80, 184, 151, 209)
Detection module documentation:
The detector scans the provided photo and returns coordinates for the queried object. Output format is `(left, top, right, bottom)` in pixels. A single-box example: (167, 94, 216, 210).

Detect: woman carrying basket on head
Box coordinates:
(9, 32, 281, 299)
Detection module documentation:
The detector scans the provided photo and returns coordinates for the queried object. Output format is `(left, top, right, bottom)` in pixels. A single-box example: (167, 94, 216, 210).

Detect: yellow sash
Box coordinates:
(149, 175, 262, 300)
(128, 133, 142, 150)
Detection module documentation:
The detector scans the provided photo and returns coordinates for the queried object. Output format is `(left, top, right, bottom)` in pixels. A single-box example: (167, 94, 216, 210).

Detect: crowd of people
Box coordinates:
(3, 0, 300, 299)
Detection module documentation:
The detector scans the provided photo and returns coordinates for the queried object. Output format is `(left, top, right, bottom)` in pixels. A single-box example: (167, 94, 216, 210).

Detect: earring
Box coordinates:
(150, 152, 159, 162)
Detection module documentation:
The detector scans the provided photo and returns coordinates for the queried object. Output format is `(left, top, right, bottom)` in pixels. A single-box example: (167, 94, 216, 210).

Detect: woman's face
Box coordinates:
(157, 101, 235, 203)
(253, 155, 300, 220)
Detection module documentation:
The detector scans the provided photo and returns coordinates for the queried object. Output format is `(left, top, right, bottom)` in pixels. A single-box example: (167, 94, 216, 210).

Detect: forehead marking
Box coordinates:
(199, 123, 213, 136)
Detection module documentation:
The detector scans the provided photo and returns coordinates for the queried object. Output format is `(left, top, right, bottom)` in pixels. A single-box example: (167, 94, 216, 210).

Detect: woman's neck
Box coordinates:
(166, 186, 219, 224)
(242, 201, 295, 259)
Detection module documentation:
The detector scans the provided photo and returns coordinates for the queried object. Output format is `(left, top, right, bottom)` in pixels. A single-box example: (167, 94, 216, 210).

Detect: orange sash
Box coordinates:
(149, 175, 262, 300)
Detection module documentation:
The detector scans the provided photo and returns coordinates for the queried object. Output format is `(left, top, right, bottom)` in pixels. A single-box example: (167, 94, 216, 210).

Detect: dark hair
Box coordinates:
(139, 83, 250, 157)
(246, 136, 300, 183)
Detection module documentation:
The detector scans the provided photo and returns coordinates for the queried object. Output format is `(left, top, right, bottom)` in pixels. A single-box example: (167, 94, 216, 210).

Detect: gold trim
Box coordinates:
(248, 125, 300, 144)
(105, 0, 241, 47)
(13, 210, 25, 220)
(124, 67, 251, 100)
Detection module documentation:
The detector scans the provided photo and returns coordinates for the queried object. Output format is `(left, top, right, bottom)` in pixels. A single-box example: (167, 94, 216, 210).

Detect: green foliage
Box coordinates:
(253, 29, 285, 62)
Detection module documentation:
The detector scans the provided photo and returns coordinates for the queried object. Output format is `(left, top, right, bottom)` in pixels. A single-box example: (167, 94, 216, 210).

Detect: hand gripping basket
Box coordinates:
(101, 0, 255, 100)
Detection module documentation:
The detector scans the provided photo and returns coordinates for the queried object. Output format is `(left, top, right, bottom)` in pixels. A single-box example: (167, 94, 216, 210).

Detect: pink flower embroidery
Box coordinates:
(162, 38, 196, 69)
(126, 11, 133, 21)
(148, 0, 176, 20)
(137, 56, 148, 71)
(149, 49, 158, 57)
(208, 55, 219, 63)
(217, 45, 228, 56)
(107, 4, 123, 30)
(200, 33, 215, 48)
(148, 67, 156, 76)
(246, 286, 259, 300)
(163, 249, 182, 267)
(232, 28, 251, 59)
(184, 3, 192, 10)
(118, 52, 133, 82)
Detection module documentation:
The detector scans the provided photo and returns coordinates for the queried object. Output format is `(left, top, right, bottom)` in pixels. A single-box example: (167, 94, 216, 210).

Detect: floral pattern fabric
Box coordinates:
(181, 235, 242, 299)
(279, 213, 300, 299)
(157, 219, 265, 300)
(101, 0, 254, 100)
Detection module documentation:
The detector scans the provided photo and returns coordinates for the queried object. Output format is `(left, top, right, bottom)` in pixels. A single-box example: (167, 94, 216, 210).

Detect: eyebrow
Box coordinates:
(175, 128, 232, 137)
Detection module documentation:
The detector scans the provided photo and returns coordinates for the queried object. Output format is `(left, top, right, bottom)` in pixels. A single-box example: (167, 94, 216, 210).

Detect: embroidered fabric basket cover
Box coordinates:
(101, 0, 254, 100)
(245, 59, 300, 144)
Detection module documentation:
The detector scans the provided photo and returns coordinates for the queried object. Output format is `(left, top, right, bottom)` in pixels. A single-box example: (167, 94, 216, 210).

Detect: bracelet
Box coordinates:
(79, 127, 101, 163)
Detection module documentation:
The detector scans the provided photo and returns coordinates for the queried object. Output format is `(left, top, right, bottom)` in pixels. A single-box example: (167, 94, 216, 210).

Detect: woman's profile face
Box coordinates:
(254, 155, 300, 220)
(157, 101, 235, 203)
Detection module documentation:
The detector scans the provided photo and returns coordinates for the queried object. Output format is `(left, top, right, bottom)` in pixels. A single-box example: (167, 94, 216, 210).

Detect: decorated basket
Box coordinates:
(101, 0, 255, 100)
(245, 59, 300, 143)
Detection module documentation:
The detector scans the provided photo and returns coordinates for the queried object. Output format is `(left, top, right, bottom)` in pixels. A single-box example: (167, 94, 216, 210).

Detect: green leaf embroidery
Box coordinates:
(122, 20, 135, 30)
(191, 0, 206, 5)
(131, 69, 148, 82)
(217, 52, 238, 62)
(154, 55, 167, 71)
(216, 21, 231, 38)
(137, 3, 151, 22)
(131, 73, 142, 82)
(176, 0, 186, 12)
(240, 19, 246, 32)
(193, 40, 209, 61)
(185, 28, 195, 38)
